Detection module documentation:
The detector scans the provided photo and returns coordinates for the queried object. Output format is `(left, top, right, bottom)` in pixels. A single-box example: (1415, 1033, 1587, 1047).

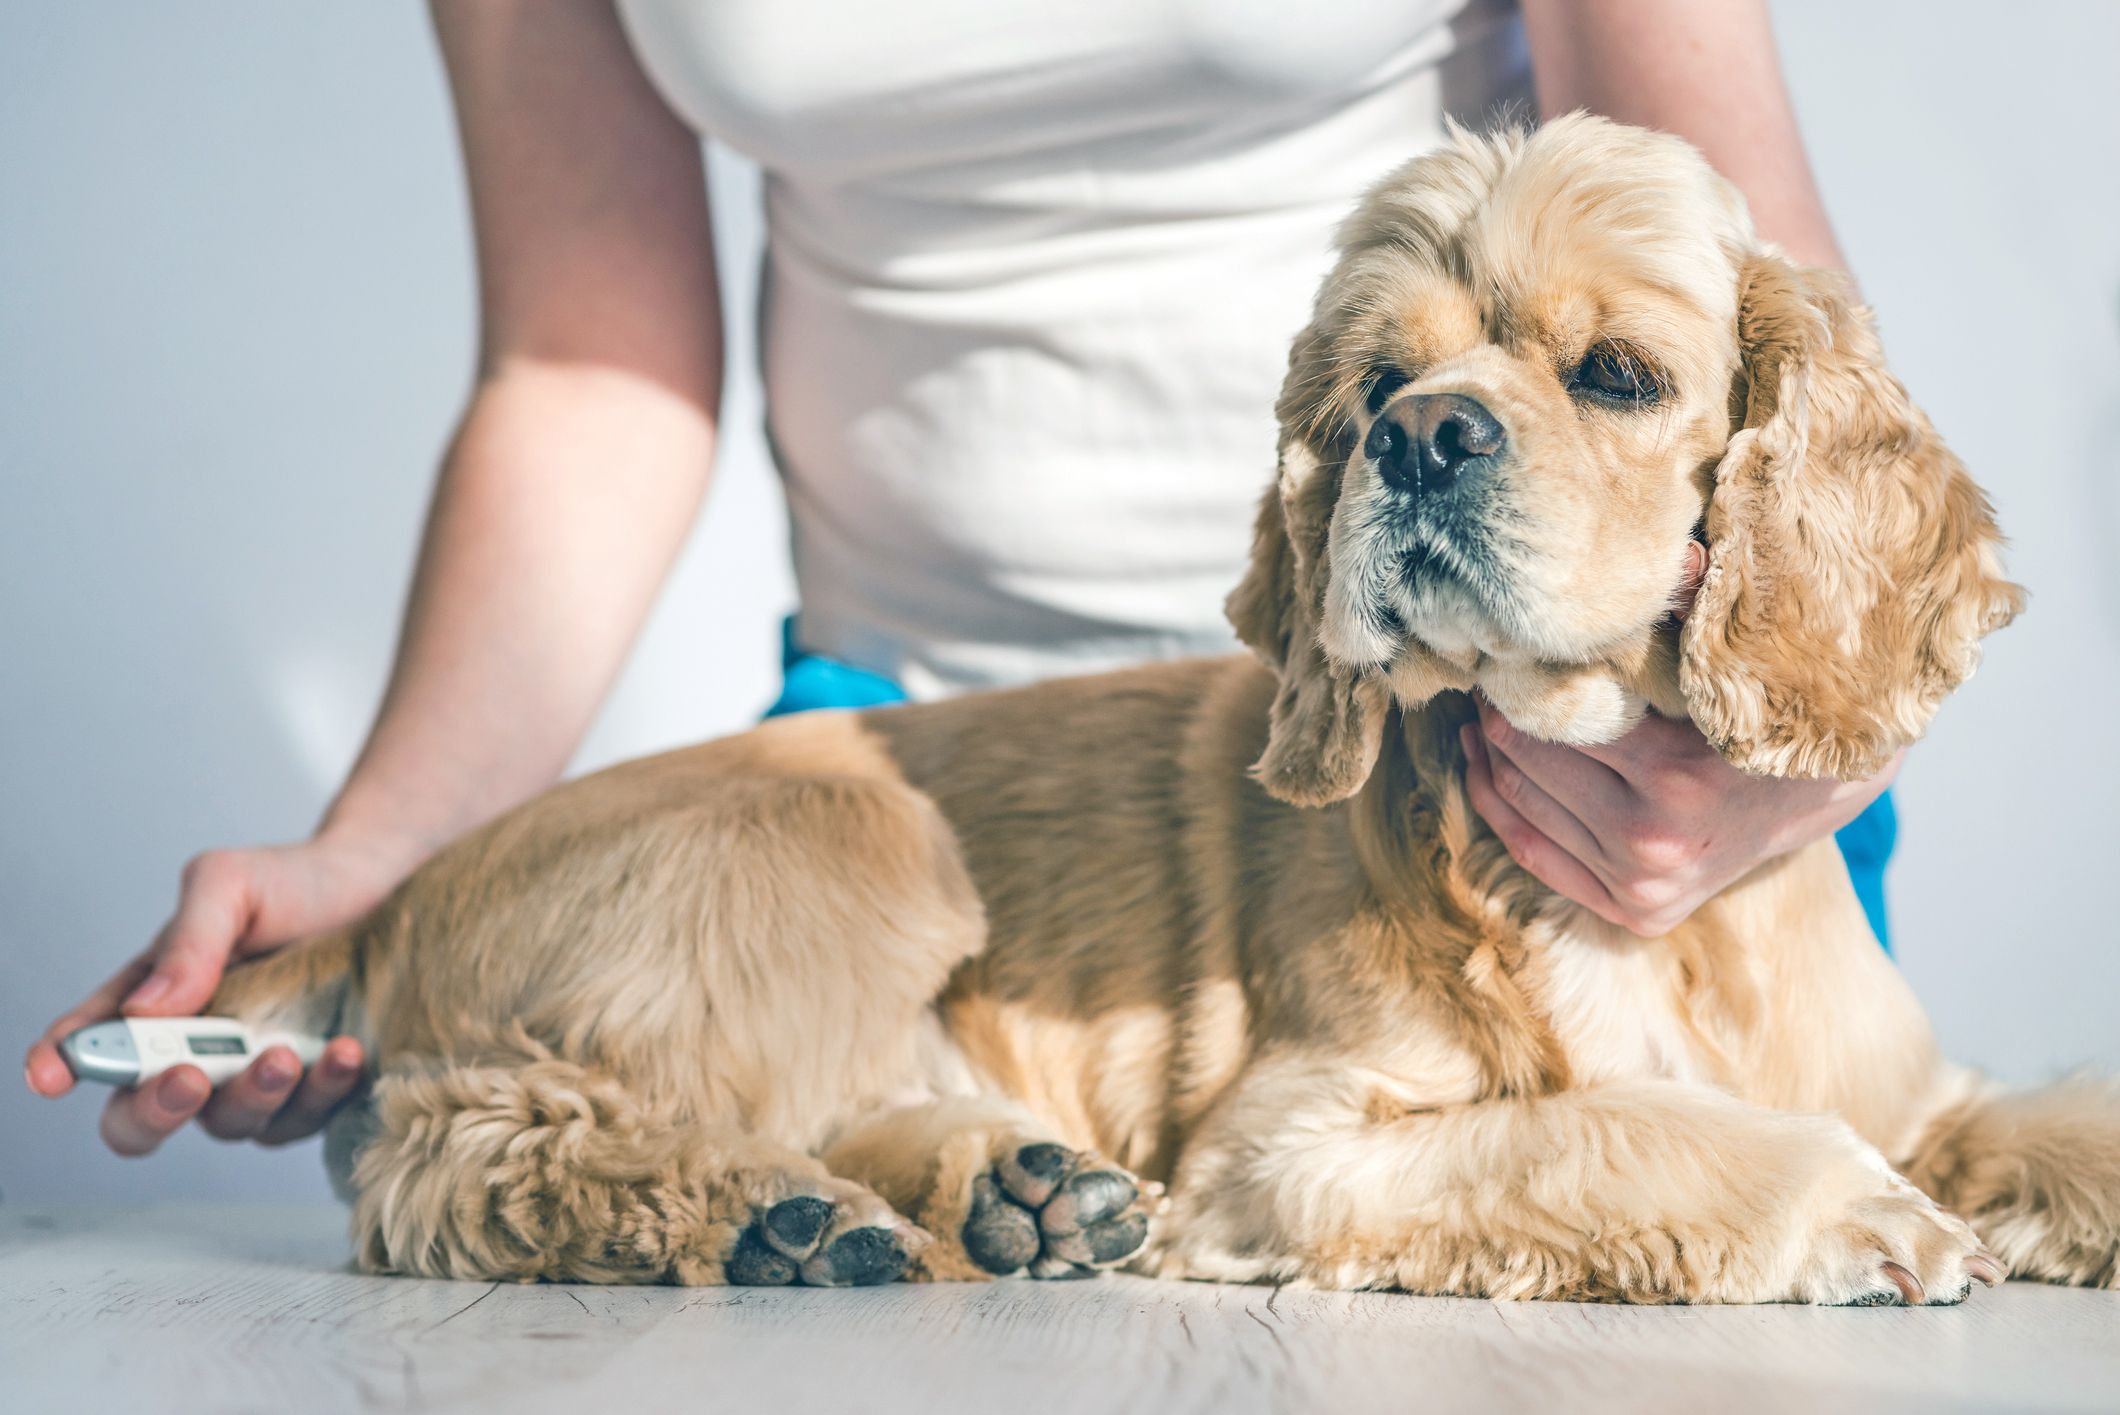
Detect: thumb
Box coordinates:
(124, 862, 254, 1015)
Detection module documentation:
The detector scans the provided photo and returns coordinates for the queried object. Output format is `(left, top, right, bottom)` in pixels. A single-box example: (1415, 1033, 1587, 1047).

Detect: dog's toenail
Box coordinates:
(1879, 1261, 1925, 1305)
(1966, 1251, 2006, 1286)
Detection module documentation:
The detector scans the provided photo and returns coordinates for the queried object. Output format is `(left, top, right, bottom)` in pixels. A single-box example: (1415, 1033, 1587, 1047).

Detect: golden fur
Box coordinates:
(213, 116, 2115, 1301)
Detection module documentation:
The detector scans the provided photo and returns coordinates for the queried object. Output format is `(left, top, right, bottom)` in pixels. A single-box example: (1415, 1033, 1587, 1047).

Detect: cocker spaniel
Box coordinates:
(215, 115, 2120, 1302)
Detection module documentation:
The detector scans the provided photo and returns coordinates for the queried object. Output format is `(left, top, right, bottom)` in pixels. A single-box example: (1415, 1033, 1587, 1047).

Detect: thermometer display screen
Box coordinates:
(187, 1036, 248, 1056)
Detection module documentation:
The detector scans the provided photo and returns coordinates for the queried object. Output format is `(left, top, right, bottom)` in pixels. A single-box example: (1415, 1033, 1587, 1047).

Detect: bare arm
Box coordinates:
(333, 0, 722, 860)
(28, 0, 724, 1148)
(1520, 0, 1845, 267)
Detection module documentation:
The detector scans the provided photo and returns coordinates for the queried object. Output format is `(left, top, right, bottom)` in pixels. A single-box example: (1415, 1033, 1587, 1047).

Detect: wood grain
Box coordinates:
(2, 1205, 2115, 1414)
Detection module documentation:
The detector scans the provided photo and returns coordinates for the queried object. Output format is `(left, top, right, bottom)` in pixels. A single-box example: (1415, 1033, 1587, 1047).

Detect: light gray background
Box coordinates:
(2, 2, 2115, 1205)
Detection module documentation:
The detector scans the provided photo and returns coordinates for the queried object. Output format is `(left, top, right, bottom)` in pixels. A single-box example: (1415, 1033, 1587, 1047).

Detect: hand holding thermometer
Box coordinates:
(60, 1017, 328, 1088)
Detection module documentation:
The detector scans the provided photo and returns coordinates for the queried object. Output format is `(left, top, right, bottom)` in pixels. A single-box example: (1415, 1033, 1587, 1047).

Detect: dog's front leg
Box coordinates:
(1153, 1060, 2001, 1304)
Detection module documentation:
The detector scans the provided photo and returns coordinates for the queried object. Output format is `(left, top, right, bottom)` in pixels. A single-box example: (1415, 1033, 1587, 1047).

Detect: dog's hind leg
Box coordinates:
(350, 1052, 927, 1286)
(1902, 1073, 2120, 1288)
(824, 1096, 1157, 1280)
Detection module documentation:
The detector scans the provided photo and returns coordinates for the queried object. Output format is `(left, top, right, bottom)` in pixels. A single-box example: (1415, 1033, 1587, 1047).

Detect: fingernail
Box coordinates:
(257, 1057, 296, 1089)
(124, 975, 173, 1011)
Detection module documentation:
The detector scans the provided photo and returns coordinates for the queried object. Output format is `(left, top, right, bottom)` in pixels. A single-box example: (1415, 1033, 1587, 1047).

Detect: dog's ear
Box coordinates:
(1226, 325, 1391, 807)
(1680, 254, 2023, 780)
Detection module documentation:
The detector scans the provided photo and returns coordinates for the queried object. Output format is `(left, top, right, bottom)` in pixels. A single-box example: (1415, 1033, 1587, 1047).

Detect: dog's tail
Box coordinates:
(206, 924, 362, 1045)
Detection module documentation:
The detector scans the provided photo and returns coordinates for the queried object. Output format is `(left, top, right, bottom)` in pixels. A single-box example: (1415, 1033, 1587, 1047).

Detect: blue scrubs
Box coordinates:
(1833, 792, 1896, 951)
(767, 623, 1895, 950)
(765, 620, 912, 717)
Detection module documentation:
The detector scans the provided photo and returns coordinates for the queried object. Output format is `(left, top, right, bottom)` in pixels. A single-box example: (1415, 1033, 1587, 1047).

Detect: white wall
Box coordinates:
(2, 1, 2114, 1206)
(1783, 3, 2120, 1084)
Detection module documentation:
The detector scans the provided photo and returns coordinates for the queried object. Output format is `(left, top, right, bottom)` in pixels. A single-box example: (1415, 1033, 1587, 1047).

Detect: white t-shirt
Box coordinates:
(616, 0, 1529, 700)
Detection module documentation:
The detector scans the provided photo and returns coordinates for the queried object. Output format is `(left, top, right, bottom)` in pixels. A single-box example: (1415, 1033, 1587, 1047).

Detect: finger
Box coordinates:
(100, 1066, 213, 1157)
(195, 1047, 304, 1141)
(26, 954, 158, 1097)
(1462, 726, 1626, 922)
(1475, 699, 1631, 845)
(24, 1047, 73, 1099)
(1478, 725, 1620, 887)
(1566, 704, 1715, 781)
(125, 865, 256, 1016)
(256, 1038, 367, 1146)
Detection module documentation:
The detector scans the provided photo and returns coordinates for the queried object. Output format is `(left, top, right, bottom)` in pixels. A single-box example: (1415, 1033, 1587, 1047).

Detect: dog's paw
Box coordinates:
(726, 1187, 928, 1288)
(962, 1142, 1154, 1278)
(1793, 1179, 2004, 1306)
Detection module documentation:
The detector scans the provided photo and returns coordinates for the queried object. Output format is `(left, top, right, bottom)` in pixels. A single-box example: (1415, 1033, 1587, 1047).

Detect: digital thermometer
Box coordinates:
(60, 1018, 327, 1088)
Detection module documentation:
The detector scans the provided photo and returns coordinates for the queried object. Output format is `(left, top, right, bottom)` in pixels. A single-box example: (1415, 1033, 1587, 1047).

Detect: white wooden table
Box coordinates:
(3, 1205, 2115, 1414)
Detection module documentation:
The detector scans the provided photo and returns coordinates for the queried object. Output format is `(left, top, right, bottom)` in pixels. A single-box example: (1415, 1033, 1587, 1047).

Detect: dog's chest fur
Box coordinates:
(1520, 918, 1723, 1089)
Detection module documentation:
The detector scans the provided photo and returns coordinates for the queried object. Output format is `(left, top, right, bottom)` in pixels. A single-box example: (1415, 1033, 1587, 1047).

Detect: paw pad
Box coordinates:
(763, 1195, 833, 1256)
(963, 1174, 1042, 1273)
(806, 1226, 907, 1287)
(726, 1194, 912, 1288)
(964, 1142, 1151, 1279)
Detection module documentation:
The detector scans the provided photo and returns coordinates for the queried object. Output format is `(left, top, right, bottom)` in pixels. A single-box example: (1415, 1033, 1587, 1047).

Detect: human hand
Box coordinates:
(23, 831, 410, 1153)
(1460, 698, 1899, 936)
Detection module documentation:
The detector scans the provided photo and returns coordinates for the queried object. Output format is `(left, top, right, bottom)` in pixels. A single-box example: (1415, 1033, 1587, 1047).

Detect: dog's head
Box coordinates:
(1228, 115, 2022, 807)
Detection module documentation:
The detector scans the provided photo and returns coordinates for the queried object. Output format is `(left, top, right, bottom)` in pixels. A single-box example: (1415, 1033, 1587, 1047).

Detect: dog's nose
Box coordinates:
(1364, 392, 1507, 493)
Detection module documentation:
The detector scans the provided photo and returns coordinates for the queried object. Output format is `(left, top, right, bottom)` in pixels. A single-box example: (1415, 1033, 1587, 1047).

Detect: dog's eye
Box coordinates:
(1365, 367, 1410, 414)
(1570, 345, 1662, 406)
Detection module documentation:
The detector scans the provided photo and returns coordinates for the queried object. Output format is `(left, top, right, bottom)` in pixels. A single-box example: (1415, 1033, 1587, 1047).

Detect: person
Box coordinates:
(26, 0, 1898, 1160)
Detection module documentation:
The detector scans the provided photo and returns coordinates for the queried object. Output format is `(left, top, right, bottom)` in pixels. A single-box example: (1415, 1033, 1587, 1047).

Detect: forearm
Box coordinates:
(320, 358, 716, 866)
(1520, 0, 1844, 268)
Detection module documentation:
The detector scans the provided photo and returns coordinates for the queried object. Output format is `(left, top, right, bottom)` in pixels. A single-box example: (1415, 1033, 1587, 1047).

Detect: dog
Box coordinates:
(213, 114, 2120, 1301)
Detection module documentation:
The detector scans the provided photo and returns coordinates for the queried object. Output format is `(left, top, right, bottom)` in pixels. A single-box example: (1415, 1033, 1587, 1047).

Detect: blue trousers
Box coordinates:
(767, 625, 1896, 950)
